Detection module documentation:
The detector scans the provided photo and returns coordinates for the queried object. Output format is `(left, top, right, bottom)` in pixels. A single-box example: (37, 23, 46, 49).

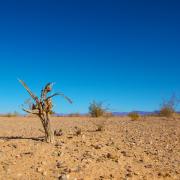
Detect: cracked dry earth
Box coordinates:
(0, 116, 179, 180)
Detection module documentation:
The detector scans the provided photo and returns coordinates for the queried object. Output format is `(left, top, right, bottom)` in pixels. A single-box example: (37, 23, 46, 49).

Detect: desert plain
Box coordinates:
(0, 116, 179, 180)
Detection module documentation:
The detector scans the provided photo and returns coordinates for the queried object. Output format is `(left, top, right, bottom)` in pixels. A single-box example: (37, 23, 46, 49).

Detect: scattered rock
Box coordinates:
(67, 136, 73, 139)
(12, 144, 17, 148)
(42, 171, 47, 176)
(54, 129, 63, 136)
(91, 144, 103, 149)
(21, 152, 33, 156)
(126, 173, 132, 178)
(36, 167, 43, 173)
(144, 164, 152, 168)
(56, 161, 63, 168)
(74, 126, 82, 136)
(41, 161, 46, 165)
(55, 142, 63, 147)
(59, 174, 70, 180)
(15, 154, 21, 158)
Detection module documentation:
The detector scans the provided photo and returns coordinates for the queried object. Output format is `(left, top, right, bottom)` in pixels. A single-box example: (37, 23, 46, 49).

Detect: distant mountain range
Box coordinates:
(53, 111, 160, 117)
(112, 111, 160, 116)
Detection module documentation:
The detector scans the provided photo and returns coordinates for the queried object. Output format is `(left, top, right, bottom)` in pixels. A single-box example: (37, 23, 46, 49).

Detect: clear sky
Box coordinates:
(0, 0, 179, 113)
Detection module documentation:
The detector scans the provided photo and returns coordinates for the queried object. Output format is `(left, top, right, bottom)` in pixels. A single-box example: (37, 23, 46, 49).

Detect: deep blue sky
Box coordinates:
(0, 0, 179, 113)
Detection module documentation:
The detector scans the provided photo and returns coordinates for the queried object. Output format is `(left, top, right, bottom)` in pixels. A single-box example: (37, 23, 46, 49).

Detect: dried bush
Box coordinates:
(128, 112, 140, 121)
(159, 94, 179, 118)
(19, 79, 72, 143)
(89, 101, 108, 117)
(2, 112, 19, 117)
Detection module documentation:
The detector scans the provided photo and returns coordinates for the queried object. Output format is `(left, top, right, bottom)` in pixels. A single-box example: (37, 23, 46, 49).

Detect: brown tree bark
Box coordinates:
(44, 113, 54, 143)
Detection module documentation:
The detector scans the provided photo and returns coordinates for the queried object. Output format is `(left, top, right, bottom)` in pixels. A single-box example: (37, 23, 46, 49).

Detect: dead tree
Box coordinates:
(19, 79, 72, 143)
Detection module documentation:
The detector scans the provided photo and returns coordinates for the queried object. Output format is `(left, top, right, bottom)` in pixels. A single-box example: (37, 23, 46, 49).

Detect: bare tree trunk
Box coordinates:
(44, 113, 54, 143)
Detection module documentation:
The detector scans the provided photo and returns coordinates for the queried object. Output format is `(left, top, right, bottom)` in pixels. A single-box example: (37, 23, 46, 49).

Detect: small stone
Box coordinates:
(144, 164, 152, 168)
(107, 153, 112, 158)
(15, 154, 21, 158)
(59, 174, 70, 180)
(126, 173, 132, 177)
(99, 176, 104, 179)
(56, 161, 62, 168)
(60, 152, 64, 157)
(54, 129, 63, 136)
(121, 151, 128, 157)
(41, 161, 46, 165)
(92, 144, 102, 149)
(67, 136, 73, 139)
(36, 167, 43, 173)
(42, 171, 47, 176)
(55, 142, 63, 147)
(110, 174, 114, 178)
(12, 144, 17, 148)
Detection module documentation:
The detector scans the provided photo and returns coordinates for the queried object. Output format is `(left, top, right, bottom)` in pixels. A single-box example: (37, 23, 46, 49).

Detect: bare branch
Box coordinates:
(45, 93, 60, 100)
(46, 92, 73, 104)
(41, 82, 54, 100)
(22, 108, 39, 115)
(18, 79, 39, 103)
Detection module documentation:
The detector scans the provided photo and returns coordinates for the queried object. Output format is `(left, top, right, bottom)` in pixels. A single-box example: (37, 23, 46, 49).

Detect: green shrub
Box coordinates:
(128, 112, 140, 121)
(89, 101, 107, 117)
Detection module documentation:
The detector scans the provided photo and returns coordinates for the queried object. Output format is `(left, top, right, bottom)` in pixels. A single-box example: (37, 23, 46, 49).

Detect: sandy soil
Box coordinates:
(0, 116, 179, 180)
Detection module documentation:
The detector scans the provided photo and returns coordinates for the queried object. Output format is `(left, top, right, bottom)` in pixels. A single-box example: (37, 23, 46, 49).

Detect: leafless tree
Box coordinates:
(19, 79, 72, 143)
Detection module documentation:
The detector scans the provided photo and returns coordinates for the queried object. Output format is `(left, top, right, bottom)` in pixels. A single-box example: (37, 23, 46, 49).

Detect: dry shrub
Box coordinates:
(159, 94, 179, 118)
(68, 113, 81, 117)
(2, 111, 19, 117)
(159, 107, 174, 118)
(89, 101, 108, 117)
(128, 112, 140, 121)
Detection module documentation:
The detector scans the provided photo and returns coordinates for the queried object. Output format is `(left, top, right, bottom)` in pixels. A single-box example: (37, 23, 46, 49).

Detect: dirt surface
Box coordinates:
(0, 116, 179, 180)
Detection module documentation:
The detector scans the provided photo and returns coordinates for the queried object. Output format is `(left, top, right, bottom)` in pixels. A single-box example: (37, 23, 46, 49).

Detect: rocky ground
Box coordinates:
(0, 116, 179, 180)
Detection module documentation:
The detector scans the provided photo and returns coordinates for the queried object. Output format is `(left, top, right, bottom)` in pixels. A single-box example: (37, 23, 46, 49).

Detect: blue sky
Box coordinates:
(0, 0, 179, 113)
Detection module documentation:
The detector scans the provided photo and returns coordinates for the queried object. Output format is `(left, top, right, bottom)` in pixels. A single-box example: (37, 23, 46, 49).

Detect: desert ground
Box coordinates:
(0, 116, 179, 180)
